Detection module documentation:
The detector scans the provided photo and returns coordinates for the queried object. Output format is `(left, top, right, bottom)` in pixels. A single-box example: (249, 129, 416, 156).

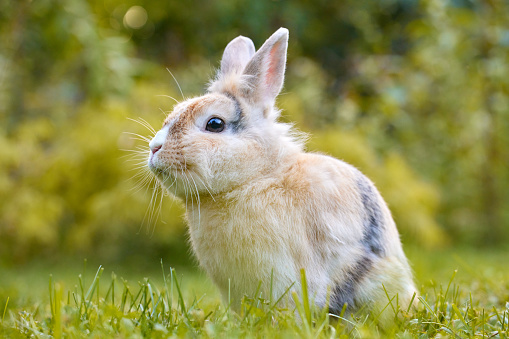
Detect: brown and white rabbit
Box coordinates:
(147, 28, 416, 320)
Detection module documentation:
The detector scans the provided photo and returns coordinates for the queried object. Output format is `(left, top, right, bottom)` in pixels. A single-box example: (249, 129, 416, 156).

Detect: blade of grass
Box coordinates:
(111, 272, 116, 305)
(292, 290, 311, 335)
(492, 306, 504, 331)
(371, 295, 396, 325)
(331, 302, 354, 334)
(169, 266, 174, 325)
(53, 283, 62, 339)
(78, 274, 85, 316)
(444, 270, 457, 300)
(300, 269, 312, 327)
(128, 283, 144, 313)
(171, 268, 189, 320)
(504, 310, 507, 332)
(2, 297, 9, 323)
(419, 296, 439, 321)
(452, 303, 469, 329)
(329, 312, 357, 328)
(85, 266, 104, 300)
(407, 292, 417, 313)
(49, 275, 54, 320)
(160, 260, 171, 314)
(147, 280, 155, 314)
(420, 322, 461, 339)
(241, 281, 262, 323)
(269, 269, 274, 307)
(254, 282, 295, 326)
(382, 284, 398, 318)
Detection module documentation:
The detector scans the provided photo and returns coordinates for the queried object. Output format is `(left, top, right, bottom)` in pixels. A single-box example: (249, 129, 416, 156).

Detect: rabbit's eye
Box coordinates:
(206, 117, 225, 133)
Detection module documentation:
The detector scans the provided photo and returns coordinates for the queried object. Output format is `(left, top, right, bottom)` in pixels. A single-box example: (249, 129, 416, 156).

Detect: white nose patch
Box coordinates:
(149, 125, 169, 153)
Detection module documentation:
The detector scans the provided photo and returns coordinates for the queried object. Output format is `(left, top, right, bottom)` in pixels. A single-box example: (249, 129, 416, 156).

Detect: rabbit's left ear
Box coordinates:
(242, 28, 288, 107)
(220, 35, 256, 76)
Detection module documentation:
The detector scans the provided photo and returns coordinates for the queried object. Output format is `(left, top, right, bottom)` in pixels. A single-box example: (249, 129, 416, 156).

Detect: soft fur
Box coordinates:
(147, 28, 416, 321)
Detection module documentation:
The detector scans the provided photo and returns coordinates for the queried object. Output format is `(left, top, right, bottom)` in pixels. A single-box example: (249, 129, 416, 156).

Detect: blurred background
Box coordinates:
(1, 0, 508, 269)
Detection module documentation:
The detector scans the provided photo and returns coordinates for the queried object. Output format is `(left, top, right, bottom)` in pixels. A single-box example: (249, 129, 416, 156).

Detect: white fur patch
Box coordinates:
(149, 125, 169, 152)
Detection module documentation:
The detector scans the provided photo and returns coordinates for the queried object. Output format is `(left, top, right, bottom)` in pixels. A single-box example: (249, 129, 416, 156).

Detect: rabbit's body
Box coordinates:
(148, 28, 416, 318)
(187, 151, 414, 313)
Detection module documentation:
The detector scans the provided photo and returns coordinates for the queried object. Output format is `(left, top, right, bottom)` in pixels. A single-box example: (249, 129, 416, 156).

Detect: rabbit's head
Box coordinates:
(148, 28, 302, 197)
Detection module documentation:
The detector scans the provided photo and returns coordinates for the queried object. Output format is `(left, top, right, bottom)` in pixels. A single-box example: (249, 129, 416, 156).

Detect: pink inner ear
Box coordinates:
(265, 43, 280, 91)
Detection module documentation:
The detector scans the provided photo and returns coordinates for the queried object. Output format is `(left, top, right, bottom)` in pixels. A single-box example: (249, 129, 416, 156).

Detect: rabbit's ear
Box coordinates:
(242, 28, 288, 107)
(220, 36, 256, 76)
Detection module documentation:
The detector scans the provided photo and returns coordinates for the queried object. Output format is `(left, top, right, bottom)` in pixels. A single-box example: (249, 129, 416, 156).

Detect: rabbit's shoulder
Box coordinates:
(282, 152, 362, 198)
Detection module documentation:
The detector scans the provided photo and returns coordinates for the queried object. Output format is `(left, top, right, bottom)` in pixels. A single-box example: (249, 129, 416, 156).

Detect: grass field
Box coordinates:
(1, 245, 508, 338)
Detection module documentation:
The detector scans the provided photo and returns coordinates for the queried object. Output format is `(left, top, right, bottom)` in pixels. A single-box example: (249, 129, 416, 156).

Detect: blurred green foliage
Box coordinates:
(1, 0, 508, 264)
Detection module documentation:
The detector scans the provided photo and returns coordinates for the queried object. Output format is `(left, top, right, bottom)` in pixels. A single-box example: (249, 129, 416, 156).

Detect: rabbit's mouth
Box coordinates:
(149, 161, 194, 182)
(149, 155, 190, 175)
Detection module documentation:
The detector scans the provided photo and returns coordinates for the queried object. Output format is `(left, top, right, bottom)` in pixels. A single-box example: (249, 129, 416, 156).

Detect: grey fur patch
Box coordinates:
(223, 92, 244, 132)
(329, 256, 373, 314)
(357, 175, 385, 256)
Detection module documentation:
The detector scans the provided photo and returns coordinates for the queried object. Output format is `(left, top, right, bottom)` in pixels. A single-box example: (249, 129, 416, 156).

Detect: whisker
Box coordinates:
(119, 147, 147, 153)
(120, 152, 147, 159)
(130, 161, 150, 168)
(135, 117, 158, 135)
(150, 176, 168, 237)
(166, 68, 185, 100)
(137, 176, 157, 234)
(181, 159, 197, 223)
(156, 94, 180, 104)
(178, 161, 191, 216)
(154, 170, 179, 232)
(123, 152, 152, 194)
(121, 156, 148, 163)
(128, 137, 151, 143)
(188, 172, 201, 226)
(129, 164, 153, 172)
(178, 165, 189, 216)
(130, 180, 151, 195)
(183, 172, 193, 215)
(148, 184, 162, 237)
(125, 153, 149, 160)
(182, 171, 194, 215)
(123, 132, 152, 143)
(167, 170, 178, 190)
(144, 183, 161, 235)
(159, 108, 171, 118)
(120, 153, 149, 161)
(127, 117, 157, 136)
(166, 173, 178, 193)
(183, 155, 203, 225)
(129, 172, 154, 194)
(195, 175, 216, 202)
(122, 120, 170, 237)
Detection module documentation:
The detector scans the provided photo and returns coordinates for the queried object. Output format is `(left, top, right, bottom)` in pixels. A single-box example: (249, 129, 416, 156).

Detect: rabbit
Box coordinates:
(147, 27, 417, 321)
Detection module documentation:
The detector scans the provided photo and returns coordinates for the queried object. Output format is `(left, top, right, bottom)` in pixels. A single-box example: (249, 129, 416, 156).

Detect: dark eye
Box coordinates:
(206, 117, 225, 133)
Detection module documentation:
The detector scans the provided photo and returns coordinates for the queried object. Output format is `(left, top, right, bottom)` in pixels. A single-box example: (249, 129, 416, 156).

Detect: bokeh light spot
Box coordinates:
(123, 6, 147, 29)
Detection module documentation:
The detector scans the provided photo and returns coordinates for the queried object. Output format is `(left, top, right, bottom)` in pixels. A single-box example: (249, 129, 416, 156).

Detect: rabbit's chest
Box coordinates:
(187, 203, 307, 295)
(189, 214, 296, 268)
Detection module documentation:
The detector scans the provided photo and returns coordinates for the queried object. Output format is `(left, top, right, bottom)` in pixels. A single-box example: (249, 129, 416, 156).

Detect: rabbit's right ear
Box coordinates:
(242, 28, 288, 109)
(220, 36, 256, 76)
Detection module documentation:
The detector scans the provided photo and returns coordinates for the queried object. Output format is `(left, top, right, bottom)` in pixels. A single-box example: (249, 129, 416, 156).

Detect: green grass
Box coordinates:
(1, 246, 508, 338)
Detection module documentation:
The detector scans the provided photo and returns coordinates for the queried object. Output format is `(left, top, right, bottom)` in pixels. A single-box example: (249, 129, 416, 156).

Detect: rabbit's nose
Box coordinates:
(149, 128, 168, 154)
(151, 144, 162, 154)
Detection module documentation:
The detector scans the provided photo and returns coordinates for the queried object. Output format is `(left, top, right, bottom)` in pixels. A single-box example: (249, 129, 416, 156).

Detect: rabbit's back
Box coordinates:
(288, 154, 415, 315)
